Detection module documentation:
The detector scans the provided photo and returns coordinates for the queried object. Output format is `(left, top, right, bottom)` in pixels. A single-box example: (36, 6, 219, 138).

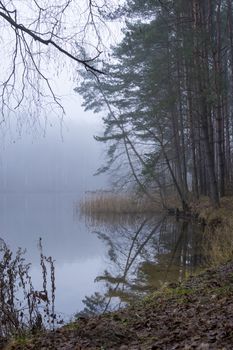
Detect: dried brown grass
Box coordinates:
(195, 196, 233, 266)
(202, 223, 233, 267)
(79, 193, 163, 216)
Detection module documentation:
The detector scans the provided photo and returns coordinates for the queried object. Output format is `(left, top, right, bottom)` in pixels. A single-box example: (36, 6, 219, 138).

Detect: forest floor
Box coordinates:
(4, 261, 233, 350)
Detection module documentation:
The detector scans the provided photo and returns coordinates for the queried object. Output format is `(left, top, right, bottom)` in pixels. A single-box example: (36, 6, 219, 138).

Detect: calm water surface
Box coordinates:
(0, 194, 204, 318)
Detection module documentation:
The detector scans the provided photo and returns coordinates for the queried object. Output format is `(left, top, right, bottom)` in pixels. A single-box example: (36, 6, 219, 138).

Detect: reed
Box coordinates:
(79, 193, 162, 217)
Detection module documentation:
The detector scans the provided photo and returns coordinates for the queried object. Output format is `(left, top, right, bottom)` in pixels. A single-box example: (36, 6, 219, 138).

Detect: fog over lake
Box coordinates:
(0, 92, 109, 316)
(0, 93, 106, 193)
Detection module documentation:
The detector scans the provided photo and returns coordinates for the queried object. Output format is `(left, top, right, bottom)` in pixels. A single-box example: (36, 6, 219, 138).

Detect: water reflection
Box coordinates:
(0, 193, 106, 317)
(78, 214, 204, 315)
(0, 195, 204, 319)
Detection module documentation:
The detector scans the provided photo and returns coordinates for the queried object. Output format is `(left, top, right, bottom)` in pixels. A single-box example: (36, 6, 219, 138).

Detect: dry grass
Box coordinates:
(190, 196, 233, 224)
(193, 196, 233, 267)
(79, 193, 163, 217)
(202, 223, 233, 267)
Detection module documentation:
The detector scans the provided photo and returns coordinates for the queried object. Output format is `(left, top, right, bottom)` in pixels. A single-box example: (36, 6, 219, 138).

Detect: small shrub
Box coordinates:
(0, 238, 59, 340)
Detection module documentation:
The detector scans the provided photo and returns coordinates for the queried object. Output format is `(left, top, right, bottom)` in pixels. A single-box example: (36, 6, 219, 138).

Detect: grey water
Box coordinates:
(79, 213, 204, 315)
(0, 193, 106, 317)
(0, 192, 204, 319)
(0, 192, 204, 318)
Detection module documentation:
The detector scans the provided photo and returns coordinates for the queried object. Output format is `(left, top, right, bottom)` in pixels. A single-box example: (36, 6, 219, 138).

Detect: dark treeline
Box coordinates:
(77, 0, 233, 209)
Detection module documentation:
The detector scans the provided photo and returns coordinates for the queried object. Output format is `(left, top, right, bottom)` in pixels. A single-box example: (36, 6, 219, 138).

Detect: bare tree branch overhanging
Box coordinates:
(0, 8, 103, 73)
(0, 0, 112, 124)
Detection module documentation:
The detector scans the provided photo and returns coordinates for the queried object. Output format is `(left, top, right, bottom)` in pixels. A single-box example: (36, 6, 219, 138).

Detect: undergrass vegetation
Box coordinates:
(191, 196, 233, 267)
(5, 333, 33, 350)
(0, 239, 61, 347)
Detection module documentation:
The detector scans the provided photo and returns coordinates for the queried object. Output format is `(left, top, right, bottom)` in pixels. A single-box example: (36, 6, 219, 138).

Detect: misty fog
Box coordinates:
(0, 94, 106, 193)
(0, 92, 108, 315)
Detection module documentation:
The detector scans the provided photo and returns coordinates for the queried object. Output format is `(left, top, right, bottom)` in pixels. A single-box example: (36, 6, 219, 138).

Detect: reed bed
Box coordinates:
(79, 193, 163, 217)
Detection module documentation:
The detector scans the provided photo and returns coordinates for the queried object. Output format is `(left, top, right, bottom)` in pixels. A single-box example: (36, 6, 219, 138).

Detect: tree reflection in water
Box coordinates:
(77, 215, 204, 317)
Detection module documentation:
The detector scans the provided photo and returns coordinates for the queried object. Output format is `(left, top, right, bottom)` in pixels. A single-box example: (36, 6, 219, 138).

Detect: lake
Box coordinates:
(0, 193, 204, 320)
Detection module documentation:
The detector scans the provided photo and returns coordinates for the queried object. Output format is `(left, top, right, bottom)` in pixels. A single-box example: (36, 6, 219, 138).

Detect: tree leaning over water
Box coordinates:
(77, 0, 233, 209)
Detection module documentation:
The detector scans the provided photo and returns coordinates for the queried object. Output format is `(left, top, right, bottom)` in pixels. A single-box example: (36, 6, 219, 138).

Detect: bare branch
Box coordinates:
(0, 0, 113, 127)
(0, 9, 103, 74)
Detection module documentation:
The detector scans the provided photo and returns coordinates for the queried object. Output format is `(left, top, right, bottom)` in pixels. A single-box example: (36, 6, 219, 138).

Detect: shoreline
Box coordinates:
(5, 197, 233, 349)
(5, 260, 233, 349)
